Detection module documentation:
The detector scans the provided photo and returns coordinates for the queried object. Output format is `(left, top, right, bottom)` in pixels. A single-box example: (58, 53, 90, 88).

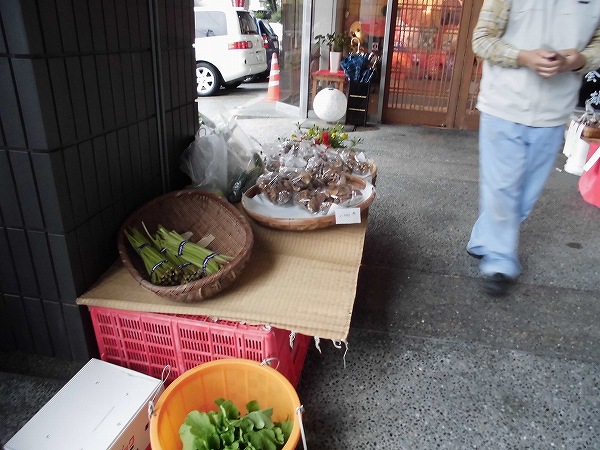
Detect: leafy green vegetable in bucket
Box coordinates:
(179, 398, 293, 450)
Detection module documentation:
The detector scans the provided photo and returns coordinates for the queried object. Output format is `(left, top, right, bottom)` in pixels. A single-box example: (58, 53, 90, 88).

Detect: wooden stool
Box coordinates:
(311, 70, 346, 106)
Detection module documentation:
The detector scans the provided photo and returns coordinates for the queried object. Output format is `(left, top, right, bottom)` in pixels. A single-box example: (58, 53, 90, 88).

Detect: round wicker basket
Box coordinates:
(582, 125, 600, 139)
(117, 189, 253, 303)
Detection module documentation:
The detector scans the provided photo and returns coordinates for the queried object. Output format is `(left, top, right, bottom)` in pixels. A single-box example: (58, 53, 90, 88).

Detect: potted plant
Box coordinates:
(315, 32, 351, 72)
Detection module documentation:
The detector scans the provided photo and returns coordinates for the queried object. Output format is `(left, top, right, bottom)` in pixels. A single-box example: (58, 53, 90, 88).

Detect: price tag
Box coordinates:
(335, 208, 361, 224)
(198, 234, 215, 247)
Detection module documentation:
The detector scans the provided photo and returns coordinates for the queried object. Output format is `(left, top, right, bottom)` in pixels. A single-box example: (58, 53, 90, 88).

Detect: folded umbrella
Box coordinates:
(341, 53, 368, 81)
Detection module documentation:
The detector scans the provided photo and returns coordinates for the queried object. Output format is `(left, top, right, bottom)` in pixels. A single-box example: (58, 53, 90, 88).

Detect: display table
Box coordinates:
(311, 70, 347, 107)
(77, 214, 368, 341)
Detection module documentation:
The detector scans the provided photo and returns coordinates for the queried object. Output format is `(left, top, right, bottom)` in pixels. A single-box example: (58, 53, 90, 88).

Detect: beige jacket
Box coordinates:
(473, 0, 600, 127)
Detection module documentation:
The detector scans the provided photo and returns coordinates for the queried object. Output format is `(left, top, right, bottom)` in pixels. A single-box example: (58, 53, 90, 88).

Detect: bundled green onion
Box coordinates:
(124, 228, 182, 286)
(155, 225, 232, 276)
(125, 224, 233, 285)
(142, 223, 204, 284)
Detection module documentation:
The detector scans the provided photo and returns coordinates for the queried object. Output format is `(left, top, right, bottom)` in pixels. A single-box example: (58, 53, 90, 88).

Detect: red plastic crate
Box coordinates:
(88, 306, 310, 387)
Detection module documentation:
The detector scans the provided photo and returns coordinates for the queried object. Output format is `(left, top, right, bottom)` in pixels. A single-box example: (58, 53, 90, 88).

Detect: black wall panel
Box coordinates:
(79, 141, 101, 217)
(3, 294, 34, 353)
(95, 55, 116, 129)
(0, 59, 27, 148)
(0, 0, 197, 361)
(28, 230, 59, 301)
(0, 295, 16, 350)
(57, 0, 78, 53)
(48, 59, 78, 145)
(102, 1, 119, 52)
(12, 60, 50, 149)
(0, 229, 19, 294)
(65, 57, 92, 141)
(73, 0, 94, 54)
(0, 150, 22, 228)
(11, 151, 44, 229)
(43, 300, 72, 359)
(82, 56, 105, 136)
(22, 296, 53, 356)
(6, 228, 39, 298)
(92, 136, 112, 209)
(34, 151, 69, 233)
(0, 0, 30, 54)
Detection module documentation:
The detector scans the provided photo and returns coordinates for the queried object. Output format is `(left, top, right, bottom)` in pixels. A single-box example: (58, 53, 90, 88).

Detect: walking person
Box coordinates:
(467, 0, 600, 296)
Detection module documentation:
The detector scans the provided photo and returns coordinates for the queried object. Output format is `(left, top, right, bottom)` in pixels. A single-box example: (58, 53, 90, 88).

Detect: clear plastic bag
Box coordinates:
(180, 127, 229, 192)
(180, 110, 262, 198)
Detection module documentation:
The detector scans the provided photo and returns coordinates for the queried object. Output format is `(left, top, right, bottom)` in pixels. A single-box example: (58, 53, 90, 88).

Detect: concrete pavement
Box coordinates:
(2, 95, 599, 449)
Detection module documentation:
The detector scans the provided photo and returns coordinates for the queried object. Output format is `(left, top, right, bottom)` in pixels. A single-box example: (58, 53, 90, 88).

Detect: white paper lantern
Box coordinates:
(313, 87, 347, 123)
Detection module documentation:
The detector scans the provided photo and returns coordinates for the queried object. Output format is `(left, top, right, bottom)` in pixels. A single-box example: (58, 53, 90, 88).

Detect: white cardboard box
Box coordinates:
(4, 358, 164, 450)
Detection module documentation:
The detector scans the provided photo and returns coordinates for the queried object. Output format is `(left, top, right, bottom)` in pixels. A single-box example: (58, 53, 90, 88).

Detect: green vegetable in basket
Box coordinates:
(124, 228, 182, 285)
(142, 223, 204, 284)
(179, 398, 292, 450)
(156, 225, 233, 276)
(227, 152, 265, 203)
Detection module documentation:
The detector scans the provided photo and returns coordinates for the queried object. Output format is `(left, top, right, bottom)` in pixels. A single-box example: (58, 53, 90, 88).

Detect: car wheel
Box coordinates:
(196, 63, 220, 97)
(222, 80, 242, 89)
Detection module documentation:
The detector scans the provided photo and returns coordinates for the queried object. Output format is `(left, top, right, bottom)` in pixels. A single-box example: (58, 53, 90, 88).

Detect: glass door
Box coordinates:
(382, 0, 482, 129)
(279, 0, 310, 116)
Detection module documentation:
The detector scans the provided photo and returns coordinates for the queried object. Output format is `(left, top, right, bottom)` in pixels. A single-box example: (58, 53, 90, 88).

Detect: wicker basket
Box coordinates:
(582, 125, 600, 139)
(117, 189, 253, 303)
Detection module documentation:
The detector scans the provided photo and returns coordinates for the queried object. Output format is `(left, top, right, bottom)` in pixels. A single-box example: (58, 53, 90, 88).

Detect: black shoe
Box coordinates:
(483, 273, 514, 297)
(467, 249, 483, 260)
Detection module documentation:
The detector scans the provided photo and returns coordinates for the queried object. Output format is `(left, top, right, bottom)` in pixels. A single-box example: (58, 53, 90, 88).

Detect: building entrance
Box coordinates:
(382, 0, 483, 130)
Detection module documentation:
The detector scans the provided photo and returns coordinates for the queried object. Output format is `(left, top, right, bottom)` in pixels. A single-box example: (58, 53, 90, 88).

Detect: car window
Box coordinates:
(257, 21, 267, 35)
(261, 21, 276, 37)
(195, 11, 227, 38)
(238, 11, 259, 35)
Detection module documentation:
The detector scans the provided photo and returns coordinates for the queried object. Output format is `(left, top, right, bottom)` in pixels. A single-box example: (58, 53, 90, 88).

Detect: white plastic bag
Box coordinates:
(562, 119, 586, 158)
(564, 102, 596, 176)
(180, 110, 260, 195)
(180, 128, 229, 192)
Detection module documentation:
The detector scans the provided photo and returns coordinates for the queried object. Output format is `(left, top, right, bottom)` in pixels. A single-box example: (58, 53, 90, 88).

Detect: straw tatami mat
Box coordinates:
(78, 217, 367, 341)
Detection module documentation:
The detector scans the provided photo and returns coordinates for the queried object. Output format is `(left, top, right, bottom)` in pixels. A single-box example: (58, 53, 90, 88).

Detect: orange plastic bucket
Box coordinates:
(149, 358, 301, 450)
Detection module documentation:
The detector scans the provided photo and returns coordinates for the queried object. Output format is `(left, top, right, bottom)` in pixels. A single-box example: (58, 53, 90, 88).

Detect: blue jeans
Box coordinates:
(467, 113, 565, 277)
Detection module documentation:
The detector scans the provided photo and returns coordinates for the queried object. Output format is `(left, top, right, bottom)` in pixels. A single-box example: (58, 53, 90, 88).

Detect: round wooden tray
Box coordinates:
(241, 181, 376, 231)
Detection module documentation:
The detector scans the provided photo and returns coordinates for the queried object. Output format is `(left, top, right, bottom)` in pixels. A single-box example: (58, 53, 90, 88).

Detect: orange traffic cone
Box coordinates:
(266, 53, 280, 102)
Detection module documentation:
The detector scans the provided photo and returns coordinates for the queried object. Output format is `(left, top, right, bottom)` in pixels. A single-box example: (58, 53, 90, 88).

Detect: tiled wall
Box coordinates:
(0, 0, 197, 360)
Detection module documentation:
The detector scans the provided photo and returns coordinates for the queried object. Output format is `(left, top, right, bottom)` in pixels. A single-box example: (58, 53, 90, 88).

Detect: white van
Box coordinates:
(194, 2, 267, 96)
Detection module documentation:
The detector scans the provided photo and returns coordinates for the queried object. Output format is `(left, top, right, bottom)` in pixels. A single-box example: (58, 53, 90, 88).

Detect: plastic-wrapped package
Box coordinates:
(180, 110, 262, 201)
(254, 124, 374, 214)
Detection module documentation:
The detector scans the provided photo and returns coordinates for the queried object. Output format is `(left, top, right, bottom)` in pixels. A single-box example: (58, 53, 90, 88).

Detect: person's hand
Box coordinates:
(517, 49, 565, 78)
(557, 48, 586, 72)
